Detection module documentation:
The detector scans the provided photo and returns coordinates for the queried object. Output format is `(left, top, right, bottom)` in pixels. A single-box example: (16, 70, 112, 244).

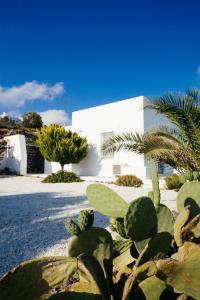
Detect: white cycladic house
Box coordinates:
(45, 96, 172, 181)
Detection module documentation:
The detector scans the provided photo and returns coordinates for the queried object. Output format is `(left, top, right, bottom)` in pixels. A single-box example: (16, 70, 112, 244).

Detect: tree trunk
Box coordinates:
(60, 163, 64, 172)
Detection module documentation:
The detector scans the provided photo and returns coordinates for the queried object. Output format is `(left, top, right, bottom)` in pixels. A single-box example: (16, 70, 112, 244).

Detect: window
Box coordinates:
(101, 131, 114, 158)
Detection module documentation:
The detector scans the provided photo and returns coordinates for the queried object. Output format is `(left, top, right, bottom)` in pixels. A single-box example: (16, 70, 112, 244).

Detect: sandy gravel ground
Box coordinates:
(0, 176, 177, 277)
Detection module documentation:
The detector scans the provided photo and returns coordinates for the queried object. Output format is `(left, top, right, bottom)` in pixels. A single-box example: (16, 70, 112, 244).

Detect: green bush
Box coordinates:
(115, 174, 143, 187)
(42, 171, 83, 183)
(164, 174, 183, 190)
(165, 171, 200, 190)
(37, 124, 88, 171)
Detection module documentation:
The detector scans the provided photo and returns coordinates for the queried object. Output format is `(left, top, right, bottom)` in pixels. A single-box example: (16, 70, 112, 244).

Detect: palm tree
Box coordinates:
(102, 89, 200, 172)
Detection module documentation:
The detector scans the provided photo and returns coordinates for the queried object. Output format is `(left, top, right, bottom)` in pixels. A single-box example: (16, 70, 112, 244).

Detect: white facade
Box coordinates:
(0, 134, 27, 175)
(45, 96, 171, 180)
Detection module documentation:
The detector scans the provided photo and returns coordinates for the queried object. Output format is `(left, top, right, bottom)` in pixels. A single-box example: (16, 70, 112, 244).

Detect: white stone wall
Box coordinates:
(1, 134, 27, 175)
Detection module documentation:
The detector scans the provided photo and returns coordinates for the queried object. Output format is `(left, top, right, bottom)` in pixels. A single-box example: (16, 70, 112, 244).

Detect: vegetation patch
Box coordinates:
(165, 171, 200, 190)
(42, 170, 83, 183)
(115, 174, 143, 187)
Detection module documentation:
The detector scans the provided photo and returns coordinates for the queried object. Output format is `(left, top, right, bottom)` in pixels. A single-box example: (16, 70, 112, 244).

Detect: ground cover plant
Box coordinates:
(42, 170, 83, 183)
(115, 175, 143, 187)
(1, 180, 200, 299)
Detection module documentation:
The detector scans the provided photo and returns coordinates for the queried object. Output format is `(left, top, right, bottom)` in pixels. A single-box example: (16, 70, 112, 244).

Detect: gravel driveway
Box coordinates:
(0, 176, 177, 277)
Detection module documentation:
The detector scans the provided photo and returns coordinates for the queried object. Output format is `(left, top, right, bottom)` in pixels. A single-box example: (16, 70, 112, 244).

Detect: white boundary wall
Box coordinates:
(0, 134, 27, 175)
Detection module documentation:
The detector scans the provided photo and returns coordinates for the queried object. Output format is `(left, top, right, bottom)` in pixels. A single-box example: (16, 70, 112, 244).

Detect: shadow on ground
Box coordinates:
(0, 192, 108, 277)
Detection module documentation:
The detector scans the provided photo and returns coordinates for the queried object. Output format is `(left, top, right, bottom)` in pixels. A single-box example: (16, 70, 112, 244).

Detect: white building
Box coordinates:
(45, 96, 171, 181)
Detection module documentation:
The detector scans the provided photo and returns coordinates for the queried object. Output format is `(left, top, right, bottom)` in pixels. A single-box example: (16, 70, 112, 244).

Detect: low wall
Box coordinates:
(3, 134, 27, 175)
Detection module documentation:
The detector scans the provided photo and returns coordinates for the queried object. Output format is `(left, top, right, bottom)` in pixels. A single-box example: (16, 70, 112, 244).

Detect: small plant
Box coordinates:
(115, 174, 143, 187)
(42, 170, 83, 183)
(165, 171, 200, 190)
(164, 174, 182, 190)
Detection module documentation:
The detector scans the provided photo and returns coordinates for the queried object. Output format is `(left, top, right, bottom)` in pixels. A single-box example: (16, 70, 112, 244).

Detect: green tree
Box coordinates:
(37, 124, 88, 171)
(23, 112, 43, 129)
(102, 89, 200, 172)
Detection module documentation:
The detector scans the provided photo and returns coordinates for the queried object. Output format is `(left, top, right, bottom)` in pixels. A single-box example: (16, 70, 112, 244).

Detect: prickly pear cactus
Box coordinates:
(174, 207, 190, 246)
(65, 219, 81, 235)
(68, 227, 113, 270)
(113, 238, 133, 257)
(138, 232, 173, 266)
(78, 209, 94, 231)
(150, 159, 160, 209)
(124, 197, 157, 241)
(156, 204, 174, 235)
(135, 205, 174, 255)
(137, 276, 166, 300)
(115, 218, 128, 239)
(86, 184, 128, 217)
(148, 190, 154, 202)
(0, 257, 78, 300)
(176, 181, 200, 219)
(156, 242, 200, 300)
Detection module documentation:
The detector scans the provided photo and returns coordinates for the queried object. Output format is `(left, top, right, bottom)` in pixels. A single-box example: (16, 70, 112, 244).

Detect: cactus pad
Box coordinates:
(156, 204, 174, 235)
(65, 219, 81, 235)
(138, 276, 166, 300)
(156, 242, 200, 300)
(86, 184, 128, 217)
(139, 232, 173, 266)
(124, 197, 157, 241)
(113, 238, 133, 257)
(174, 207, 190, 246)
(0, 257, 78, 300)
(116, 218, 128, 239)
(176, 181, 200, 219)
(78, 209, 94, 231)
(68, 227, 113, 267)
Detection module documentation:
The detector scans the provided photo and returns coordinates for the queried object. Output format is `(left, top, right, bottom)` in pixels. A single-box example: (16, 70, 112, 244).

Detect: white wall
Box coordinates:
(44, 96, 172, 180)
(70, 96, 147, 179)
(44, 160, 71, 174)
(3, 134, 27, 175)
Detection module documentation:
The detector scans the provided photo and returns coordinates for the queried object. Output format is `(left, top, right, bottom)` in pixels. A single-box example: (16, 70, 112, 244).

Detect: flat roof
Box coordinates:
(72, 95, 144, 114)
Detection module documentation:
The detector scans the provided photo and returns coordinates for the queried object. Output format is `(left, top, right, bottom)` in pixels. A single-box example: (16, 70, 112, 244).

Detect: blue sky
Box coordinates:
(0, 0, 200, 124)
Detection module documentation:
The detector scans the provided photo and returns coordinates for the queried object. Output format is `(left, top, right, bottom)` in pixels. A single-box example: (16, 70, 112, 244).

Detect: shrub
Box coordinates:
(37, 124, 88, 171)
(165, 171, 200, 190)
(164, 174, 183, 190)
(115, 174, 143, 187)
(42, 171, 83, 183)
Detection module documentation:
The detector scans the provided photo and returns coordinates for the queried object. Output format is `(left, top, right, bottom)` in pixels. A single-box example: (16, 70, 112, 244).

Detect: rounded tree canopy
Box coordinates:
(37, 124, 88, 169)
(23, 112, 43, 129)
